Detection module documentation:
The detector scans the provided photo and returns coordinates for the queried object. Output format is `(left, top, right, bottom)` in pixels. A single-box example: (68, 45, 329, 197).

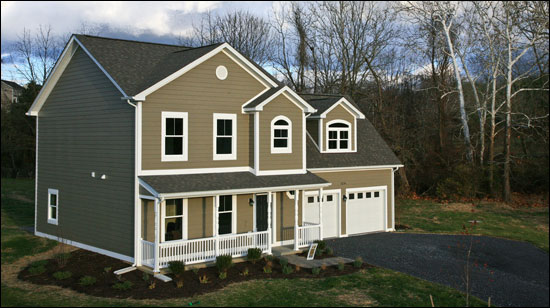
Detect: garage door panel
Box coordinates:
(346, 188, 385, 235)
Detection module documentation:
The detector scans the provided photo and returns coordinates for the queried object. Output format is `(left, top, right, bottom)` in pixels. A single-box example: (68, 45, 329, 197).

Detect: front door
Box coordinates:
(255, 194, 268, 231)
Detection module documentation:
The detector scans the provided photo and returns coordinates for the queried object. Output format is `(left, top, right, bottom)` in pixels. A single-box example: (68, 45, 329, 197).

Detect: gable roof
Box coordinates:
(300, 93, 365, 119)
(242, 85, 317, 113)
(1, 80, 24, 90)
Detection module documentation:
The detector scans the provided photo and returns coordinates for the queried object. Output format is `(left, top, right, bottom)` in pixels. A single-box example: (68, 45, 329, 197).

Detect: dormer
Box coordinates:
(302, 95, 365, 153)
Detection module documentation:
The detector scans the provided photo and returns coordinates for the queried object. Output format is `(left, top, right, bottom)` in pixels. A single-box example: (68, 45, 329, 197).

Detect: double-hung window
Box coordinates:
(213, 113, 237, 160)
(163, 199, 186, 241)
(218, 195, 236, 235)
(48, 189, 58, 225)
(271, 116, 292, 154)
(326, 120, 351, 152)
(162, 112, 188, 161)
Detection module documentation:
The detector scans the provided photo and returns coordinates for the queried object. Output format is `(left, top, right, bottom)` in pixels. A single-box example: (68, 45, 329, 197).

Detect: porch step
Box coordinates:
(272, 245, 302, 257)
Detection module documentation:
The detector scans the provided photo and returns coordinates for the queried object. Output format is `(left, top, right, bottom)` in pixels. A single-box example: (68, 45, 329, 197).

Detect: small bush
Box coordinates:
(354, 256, 363, 268)
(168, 261, 186, 278)
(199, 275, 209, 284)
(312, 267, 321, 275)
(216, 255, 233, 273)
(219, 271, 227, 280)
(279, 257, 288, 267)
(314, 240, 326, 251)
(295, 265, 301, 272)
(247, 248, 262, 264)
(148, 281, 156, 289)
(241, 267, 249, 276)
(28, 265, 46, 275)
(54, 253, 71, 268)
(326, 247, 334, 256)
(320, 264, 327, 271)
(79, 276, 97, 286)
(142, 272, 150, 282)
(112, 280, 133, 290)
(30, 260, 48, 268)
(103, 267, 112, 274)
(176, 279, 184, 288)
(264, 255, 274, 262)
(53, 271, 72, 280)
(263, 261, 273, 274)
(282, 265, 294, 275)
(192, 267, 200, 275)
(337, 262, 345, 271)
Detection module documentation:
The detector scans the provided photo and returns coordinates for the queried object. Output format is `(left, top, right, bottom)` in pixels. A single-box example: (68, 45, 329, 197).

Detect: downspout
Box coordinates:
(391, 167, 400, 231)
(126, 99, 138, 267)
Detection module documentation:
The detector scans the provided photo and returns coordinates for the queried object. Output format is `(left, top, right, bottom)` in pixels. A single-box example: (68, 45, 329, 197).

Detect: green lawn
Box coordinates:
(0, 178, 493, 307)
(395, 198, 549, 252)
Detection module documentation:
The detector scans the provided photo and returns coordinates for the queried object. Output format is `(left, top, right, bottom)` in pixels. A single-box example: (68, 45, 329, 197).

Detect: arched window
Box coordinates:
(271, 116, 292, 153)
(326, 120, 351, 151)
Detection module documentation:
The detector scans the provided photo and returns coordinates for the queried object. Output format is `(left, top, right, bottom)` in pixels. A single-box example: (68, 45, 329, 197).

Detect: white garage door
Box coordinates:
(303, 192, 339, 239)
(346, 188, 386, 235)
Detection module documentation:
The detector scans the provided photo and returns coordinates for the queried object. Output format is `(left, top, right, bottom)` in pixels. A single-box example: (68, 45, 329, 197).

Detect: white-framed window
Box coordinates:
(161, 111, 188, 161)
(213, 113, 237, 160)
(218, 195, 237, 235)
(162, 198, 188, 242)
(47, 189, 58, 225)
(326, 120, 351, 152)
(271, 116, 292, 154)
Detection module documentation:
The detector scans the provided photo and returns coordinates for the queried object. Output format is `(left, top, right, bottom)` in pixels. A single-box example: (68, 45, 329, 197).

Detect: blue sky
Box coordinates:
(1, 1, 276, 82)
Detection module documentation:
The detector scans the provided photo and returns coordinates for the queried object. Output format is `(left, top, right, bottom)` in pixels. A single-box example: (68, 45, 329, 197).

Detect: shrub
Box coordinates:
(112, 280, 133, 290)
(263, 261, 273, 274)
(337, 262, 345, 271)
(53, 271, 72, 280)
(247, 248, 262, 264)
(219, 271, 227, 280)
(30, 260, 48, 268)
(295, 265, 301, 272)
(148, 281, 156, 289)
(28, 265, 46, 275)
(241, 267, 249, 276)
(312, 267, 321, 275)
(264, 255, 274, 262)
(142, 272, 150, 282)
(79, 276, 97, 286)
(103, 267, 112, 274)
(282, 265, 294, 275)
(216, 255, 233, 273)
(279, 257, 288, 267)
(192, 267, 200, 275)
(54, 253, 71, 268)
(314, 240, 327, 251)
(176, 279, 184, 288)
(199, 275, 209, 284)
(168, 261, 186, 278)
(326, 247, 334, 256)
(320, 264, 327, 271)
(354, 256, 363, 268)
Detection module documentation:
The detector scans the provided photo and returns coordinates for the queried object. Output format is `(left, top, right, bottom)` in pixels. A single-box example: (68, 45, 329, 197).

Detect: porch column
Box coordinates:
(153, 198, 160, 273)
(135, 199, 142, 267)
(214, 195, 219, 256)
(294, 189, 299, 251)
(267, 192, 272, 254)
(319, 188, 324, 240)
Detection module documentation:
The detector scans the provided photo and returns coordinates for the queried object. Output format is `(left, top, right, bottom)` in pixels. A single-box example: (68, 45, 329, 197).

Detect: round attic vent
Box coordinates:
(216, 65, 228, 80)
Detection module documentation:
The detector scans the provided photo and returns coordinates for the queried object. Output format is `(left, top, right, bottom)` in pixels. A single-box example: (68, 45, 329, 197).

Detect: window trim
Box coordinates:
(213, 113, 237, 160)
(47, 188, 58, 225)
(161, 111, 188, 162)
(217, 195, 237, 235)
(326, 119, 351, 152)
(161, 198, 188, 242)
(271, 115, 292, 154)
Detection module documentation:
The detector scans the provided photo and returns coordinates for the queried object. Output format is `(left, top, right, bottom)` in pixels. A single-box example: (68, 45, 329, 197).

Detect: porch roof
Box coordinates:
(139, 171, 330, 198)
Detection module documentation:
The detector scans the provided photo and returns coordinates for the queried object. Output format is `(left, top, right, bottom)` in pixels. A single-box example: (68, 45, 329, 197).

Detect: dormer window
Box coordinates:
(326, 120, 351, 152)
(271, 116, 292, 154)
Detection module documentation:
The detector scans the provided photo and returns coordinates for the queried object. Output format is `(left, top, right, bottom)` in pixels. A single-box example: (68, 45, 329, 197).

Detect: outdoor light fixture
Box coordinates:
(249, 198, 254, 207)
(100, 174, 107, 180)
(343, 195, 347, 201)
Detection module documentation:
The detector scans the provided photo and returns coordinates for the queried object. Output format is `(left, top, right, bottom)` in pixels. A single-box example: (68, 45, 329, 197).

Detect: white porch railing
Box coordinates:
(150, 231, 270, 268)
(141, 240, 155, 268)
(297, 223, 321, 248)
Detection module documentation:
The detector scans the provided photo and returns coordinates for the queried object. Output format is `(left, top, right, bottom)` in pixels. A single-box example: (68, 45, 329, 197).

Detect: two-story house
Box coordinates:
(27, 35, 402, 273)
(1, 79, 24, 108)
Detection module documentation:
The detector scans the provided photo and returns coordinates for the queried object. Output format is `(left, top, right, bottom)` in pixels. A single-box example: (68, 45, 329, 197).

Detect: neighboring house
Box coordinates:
(27, 35, 402, 273)
(1, 79, 24, 108)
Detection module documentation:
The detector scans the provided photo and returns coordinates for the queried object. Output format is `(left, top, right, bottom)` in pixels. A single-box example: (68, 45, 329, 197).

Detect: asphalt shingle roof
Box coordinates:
(140, 172, 329, 195)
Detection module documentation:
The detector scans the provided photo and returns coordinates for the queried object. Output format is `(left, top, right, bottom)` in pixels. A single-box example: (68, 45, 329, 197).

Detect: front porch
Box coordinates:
(137, 172, 331, 272)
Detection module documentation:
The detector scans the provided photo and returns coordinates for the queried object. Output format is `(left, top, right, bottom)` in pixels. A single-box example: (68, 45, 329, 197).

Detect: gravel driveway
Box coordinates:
(326, 233, 549, 307)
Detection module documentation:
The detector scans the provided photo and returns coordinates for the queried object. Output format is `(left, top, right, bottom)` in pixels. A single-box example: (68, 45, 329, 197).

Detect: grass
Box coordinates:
(396, 198, 549, 252)
(0, 178, 499, 306)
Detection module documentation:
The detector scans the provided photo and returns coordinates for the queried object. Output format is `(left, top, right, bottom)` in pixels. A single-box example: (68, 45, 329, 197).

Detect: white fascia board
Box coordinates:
(27, 36, 128, 116)
(243, 86, 317, 114)
(159, 182, 332, 199)
(308, 165, 404, 172)
(315, 97, 365, 119)
(139, 166, 253, 176)
(134, 43, 277, 101)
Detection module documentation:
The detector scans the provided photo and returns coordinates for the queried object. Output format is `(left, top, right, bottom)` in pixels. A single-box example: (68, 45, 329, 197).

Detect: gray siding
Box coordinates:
(36, 47, 135, 258)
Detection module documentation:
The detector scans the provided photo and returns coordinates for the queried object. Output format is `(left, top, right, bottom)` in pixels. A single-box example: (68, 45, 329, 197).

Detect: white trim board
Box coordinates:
(139, 166, 253, 176)
(309, 97, 365, 120)
(242, 86, 316, 113)
(35, 231, 134, 263)
(158, 183, 332, 199)
(308, 165, 403, 173)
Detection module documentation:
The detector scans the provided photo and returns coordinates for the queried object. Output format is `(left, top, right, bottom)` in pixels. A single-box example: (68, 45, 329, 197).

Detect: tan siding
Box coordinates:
(312, 169, 393, 235)
(142, 52, 266, 170)
(237, 194, 254, 233)
(259, 95, 303, 171)
(275, 192, 302, 242)
(187, 197, 214, 239)
(141, 200, 155, 242)
(322, 104, 356, 151)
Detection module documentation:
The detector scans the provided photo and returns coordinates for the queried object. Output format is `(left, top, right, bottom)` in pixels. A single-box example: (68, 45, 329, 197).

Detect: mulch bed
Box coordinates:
(19, 249, 371, 299)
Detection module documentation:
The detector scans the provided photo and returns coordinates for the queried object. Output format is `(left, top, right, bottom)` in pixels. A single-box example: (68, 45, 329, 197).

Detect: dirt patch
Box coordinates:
(337, 289, 377, 306)
(441, 203, 477, 212)
(19, 249, 371, 300)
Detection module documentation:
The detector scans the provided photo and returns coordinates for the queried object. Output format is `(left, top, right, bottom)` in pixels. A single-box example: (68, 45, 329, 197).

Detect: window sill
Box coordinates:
(47, 219, 58, 225)
(161, 155, 188, 162)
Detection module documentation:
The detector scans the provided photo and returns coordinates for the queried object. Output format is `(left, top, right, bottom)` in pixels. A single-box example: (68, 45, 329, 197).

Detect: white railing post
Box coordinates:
(214, 195, 219, 257)
(319, 188, 323, 240)
(294, 189, 299, 251)
(267, 191, 272, 254)
(153, 198, 160, 273)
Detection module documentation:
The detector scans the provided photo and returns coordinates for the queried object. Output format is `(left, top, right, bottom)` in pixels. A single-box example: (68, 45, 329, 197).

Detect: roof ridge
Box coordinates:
(172, 42, 225, 53)
(299, 92, 344, 97)
(74, 34, 190, 49)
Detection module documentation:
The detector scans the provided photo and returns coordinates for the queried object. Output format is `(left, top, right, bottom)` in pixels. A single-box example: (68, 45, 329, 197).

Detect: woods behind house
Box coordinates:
(2, 1, 548, 202)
